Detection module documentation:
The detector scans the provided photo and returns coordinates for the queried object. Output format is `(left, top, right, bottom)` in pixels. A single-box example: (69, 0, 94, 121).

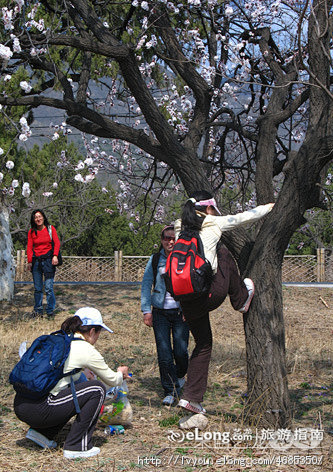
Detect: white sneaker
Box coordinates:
(239, 278, 255, 313)
(178, 377, 186, 389)
(63, 447, 100, 459)
(178, 399, 206, 414)
(26, 428, 57, 449)
(162, 395, 175, 406)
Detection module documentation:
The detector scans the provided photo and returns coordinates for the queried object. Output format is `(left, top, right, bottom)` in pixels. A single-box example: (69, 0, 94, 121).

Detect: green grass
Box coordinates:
(158, 414, 180, 427)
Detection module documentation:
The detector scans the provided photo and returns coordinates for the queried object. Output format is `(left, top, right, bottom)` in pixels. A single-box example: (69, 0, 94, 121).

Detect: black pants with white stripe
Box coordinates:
(14, 380, 106, 451)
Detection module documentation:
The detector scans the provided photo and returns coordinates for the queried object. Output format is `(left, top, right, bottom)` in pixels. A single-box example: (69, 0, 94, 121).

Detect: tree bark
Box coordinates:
(0, 205, 15, 301)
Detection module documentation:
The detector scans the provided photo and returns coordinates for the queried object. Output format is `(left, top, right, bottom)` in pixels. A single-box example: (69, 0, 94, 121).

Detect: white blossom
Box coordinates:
(11, 179, 19, 188)
(75, 160, 85, 170)
(2, 8, 14, 30)
(0, 147, 3, 155)
(19, 116, 27, 127)
(0, 172, 3, 182)
(22, 182, 31, 197)
(20, 81, 32, 93)
(146, 35, 157, 49)
(136, 35, 147, 50)
(36, 19, 45, 31)
(12, 36, 21, 52)
(43, 192, 53, 197)
(0, 44, 13, 60)
(225, 5, 233, 16)
(52, 182, 58, 188)
(74, 173, 84, 182)
(85, 174, 95, 183)
(6, 160, 14, 169)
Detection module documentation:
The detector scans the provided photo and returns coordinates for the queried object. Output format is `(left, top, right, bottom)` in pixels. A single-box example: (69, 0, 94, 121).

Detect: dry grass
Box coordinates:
(0, 284, 332, 471)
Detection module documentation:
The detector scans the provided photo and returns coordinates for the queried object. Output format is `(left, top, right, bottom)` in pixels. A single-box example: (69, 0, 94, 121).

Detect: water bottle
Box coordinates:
(105, 372, 132, 402)
(104, 425, 125, 435)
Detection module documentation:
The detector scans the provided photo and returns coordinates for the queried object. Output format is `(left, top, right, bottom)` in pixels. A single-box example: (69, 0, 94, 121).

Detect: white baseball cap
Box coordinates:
(75, 307, 113, 333)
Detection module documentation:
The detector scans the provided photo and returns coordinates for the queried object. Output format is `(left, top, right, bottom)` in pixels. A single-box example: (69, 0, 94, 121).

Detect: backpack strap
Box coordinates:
(48, 225, 55, 255)
(195, 233, 206, 259)
(67, 333, 83, 414)
(152, 252, 161, 288)
(178, 231, 206, 259)
(70, 376, 81, 414)
(52, 330, 84, 414)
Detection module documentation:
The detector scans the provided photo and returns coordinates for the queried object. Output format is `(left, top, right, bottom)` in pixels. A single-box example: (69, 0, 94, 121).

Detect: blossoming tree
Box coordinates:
(1, 0, 332, 426)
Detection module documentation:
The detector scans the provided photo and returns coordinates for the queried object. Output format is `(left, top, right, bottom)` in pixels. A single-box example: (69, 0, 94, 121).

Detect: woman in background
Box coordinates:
(27, 209, 60, 318)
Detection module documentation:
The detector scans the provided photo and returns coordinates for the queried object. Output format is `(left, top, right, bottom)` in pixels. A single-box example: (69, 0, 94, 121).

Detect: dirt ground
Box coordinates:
(0, 284, 332, 472)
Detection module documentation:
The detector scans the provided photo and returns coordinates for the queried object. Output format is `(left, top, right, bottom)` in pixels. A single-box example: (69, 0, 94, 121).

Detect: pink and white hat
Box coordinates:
(188, 197, 221, 215)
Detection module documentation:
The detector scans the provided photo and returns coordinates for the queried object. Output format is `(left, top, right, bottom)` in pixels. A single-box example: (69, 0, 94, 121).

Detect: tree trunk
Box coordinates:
(243, 249, 290, 428)
(0, 205, 15, 301)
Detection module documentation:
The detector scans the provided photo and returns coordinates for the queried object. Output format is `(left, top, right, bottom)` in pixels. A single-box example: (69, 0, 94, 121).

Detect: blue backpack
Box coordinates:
(9, 330, 82, 412)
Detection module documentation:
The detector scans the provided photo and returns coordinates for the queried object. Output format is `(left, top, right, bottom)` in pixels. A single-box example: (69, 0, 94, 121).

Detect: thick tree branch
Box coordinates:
(151, 7, 213, 150)
(32, 33, 129, 58)
(0, 95, 166, 158)
(76, 52, 91, 104)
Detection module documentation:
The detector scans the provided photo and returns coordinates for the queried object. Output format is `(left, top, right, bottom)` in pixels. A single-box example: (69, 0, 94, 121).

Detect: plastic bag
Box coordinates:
(99, 380, 133, 426)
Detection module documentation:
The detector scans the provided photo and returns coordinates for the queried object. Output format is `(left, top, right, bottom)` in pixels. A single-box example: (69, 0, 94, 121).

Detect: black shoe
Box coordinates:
(30, 311, 43, 318)
(47, 313, 54, 319)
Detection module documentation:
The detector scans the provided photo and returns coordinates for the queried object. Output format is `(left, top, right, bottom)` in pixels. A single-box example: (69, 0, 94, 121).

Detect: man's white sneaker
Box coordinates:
(178, 399, 206, 414)
(239, 278, 255, 313)
(63, 447, 100, 459)
(26, 428, 57, 449)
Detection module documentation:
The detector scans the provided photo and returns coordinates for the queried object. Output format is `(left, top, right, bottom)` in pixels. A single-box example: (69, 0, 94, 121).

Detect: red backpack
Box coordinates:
(163, 231, 213, 301)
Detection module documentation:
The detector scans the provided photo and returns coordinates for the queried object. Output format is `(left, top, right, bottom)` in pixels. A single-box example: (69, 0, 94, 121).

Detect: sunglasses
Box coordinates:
(163, 236, 175, 241)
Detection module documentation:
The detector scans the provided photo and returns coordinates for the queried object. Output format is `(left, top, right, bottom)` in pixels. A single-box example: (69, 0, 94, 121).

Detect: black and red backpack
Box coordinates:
(162, 231, 213, 301)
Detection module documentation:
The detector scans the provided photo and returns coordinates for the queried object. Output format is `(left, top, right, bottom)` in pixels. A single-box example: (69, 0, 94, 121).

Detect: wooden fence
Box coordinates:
(14, 248, 333, 283)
